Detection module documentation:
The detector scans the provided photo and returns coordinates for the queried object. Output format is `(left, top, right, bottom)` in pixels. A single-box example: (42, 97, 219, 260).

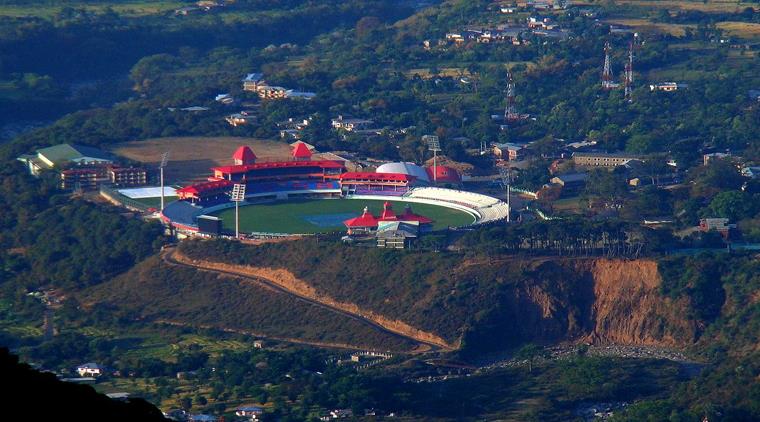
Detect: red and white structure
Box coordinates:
(343, 202, 433, 234)
(162, 145, 508, 235)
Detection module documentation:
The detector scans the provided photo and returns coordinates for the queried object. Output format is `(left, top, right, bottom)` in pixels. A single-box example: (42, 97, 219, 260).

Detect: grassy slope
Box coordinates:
(177, 239, 698, 356)
(83, 256, 415, 352)
(210, 198, 475, 234)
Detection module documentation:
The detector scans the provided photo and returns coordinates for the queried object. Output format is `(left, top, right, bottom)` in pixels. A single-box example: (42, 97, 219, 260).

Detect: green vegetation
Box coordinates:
(177, 238, 697, 355)
(0, 0, 758, 420)
(210, 198, 474, 234)
(84, 256, 415, 352)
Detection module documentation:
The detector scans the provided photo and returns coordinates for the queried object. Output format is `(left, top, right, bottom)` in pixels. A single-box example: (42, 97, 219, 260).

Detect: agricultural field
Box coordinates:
(210, 198, 476, 234)
(613, 0, 758, 13)
(0, 1, 185, 18)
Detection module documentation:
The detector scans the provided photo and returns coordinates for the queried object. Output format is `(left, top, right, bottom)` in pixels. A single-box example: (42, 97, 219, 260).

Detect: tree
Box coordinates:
(707, 191, 757, 221)
(515, 343, 544, 373)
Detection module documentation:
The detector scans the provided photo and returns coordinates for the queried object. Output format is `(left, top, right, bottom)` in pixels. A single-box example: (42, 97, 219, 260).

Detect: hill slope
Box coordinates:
(173, 239, 698, 356)
(84, 256, 416, 352)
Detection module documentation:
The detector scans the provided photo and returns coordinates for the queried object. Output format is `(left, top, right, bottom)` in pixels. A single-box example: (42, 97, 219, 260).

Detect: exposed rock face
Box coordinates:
(474, 258, 698, 351)
(582, 259, 697, 346)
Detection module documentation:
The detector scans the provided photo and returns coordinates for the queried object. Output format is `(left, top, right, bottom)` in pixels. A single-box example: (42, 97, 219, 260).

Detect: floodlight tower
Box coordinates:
(498, 165, 511, 223)
(624, 40, 634, 100)
(601, 41, 614, 90)
(159, 151, 169, 211)
(423, 135, 441, 183)
(231, 183, 246, 239)
(504, 71, 518, 122)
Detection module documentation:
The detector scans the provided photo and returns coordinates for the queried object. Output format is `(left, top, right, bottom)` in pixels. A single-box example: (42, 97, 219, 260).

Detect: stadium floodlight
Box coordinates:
(423, 135, 441, 183)
(498, 165, 511, 223)
(159, 151, 170, 211)
(231, 183, 246, 239)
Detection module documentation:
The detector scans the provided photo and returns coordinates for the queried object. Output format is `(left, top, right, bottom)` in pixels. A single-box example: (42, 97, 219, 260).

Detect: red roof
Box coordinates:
(344, 203, 433, 229)
(339, 172, 414, 182)
(176, 179, 233, 195)
(292, 142, 312, 159)
(380, 201, 397, 220)
(213, 160, 345, 175)
(400, 204, 433, 224)
(233, 146, 257, 164)
(426, 165, 461, 183)
(343, 207, 378, 228)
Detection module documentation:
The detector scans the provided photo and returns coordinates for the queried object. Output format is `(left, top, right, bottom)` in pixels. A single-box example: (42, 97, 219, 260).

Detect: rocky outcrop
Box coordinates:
(582, 259, 697, 346)
(478, 258, 698, 349)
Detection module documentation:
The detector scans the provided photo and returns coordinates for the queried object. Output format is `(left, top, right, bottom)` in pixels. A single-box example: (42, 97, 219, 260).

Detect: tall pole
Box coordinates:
(231, 183, 246, 239)
(159, 152, 169, 211)
(424, 135, 441, 184)
(499, 165, 511, 223)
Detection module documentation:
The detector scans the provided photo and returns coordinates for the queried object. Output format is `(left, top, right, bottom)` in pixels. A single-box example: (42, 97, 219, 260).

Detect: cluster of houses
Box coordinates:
(444, 26, 525, 45)
(16, 143, 148, 190)
(496, 0, 569, 13)
(442, 14, 571, 46)
(174, 0, 226, 16)
(242, 73, 315, 101)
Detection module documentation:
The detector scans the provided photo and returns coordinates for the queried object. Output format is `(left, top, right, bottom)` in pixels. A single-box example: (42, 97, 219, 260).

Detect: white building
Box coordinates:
(76, 363, 103, 377)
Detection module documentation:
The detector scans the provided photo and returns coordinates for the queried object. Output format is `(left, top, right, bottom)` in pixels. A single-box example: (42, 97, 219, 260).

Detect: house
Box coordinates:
(253, 340, 265, 349)
(215, 93, 234, 104)
(225, 112, 257, 127)
(550, 172, 588, 196)
(699, 218, 733, 233)
(330, 409, 354, 419)
(17, 143, 113, 176)
(331, 116, 376, 132)
(256, 85, 288, 99)
(573, 152, 641, 167)
(628, 174, 680, 187)
(235, 405, 264, 418)
(284, 90, 316, 100)
(76, 363, 103, 377)
(376, 221, 420, 249)
(106, 392, 130, 401)
(527, 17, 557, 30)
(748, 90, 760, 102)
(179, 106, 209, 112)
(492, 143, 526, 161)
(703, 152, 731, 166)
(500, 7, 517, 13)
(60, 168, 104, 190)
(174, 6, 200, 15)
(108, 167, 148, 187)
(649, 82, 688, 92)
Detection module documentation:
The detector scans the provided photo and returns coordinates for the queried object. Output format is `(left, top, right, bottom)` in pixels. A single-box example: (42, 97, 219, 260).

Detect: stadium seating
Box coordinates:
(403, 187, 509, 224)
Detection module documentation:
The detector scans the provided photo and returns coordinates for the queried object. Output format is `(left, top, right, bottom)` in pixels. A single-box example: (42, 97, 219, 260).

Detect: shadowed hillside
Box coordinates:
(173, 239, 700, 356)
(84, 256, 416, 352)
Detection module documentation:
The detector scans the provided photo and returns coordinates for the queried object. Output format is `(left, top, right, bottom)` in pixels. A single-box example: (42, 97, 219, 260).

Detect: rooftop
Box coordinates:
(212, 160, 344, 175)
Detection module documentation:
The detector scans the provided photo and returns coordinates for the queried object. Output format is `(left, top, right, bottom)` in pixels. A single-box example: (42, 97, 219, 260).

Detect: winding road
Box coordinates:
(161, 247, 447, 353)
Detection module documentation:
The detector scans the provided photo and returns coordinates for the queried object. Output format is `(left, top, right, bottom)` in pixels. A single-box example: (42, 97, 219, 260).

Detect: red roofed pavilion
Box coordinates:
(380, 201, 397, 220)
(233, 146, 257, 165)
(343, 207, 378, 234)
(343, 202, 434, 235)
(292, 142, 312, 161)
(400, 204, 433, 224)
